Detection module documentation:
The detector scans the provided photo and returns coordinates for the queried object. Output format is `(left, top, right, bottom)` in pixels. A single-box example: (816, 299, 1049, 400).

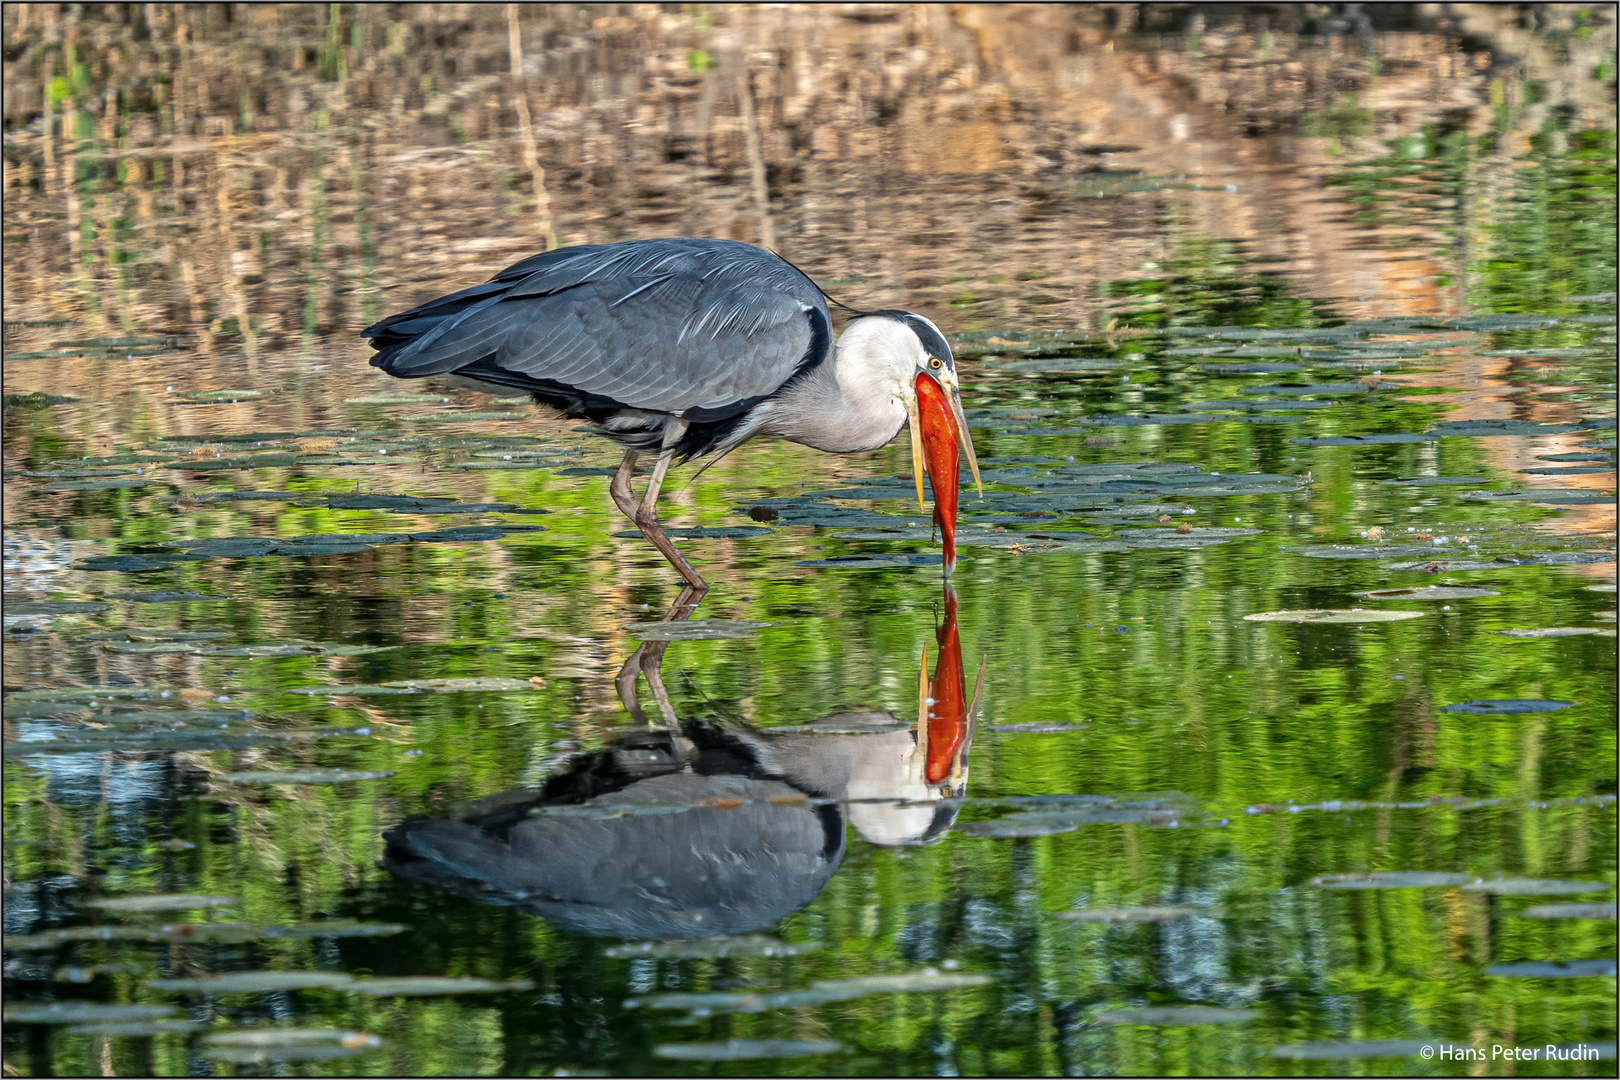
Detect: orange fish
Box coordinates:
(913, 371, 961, 575)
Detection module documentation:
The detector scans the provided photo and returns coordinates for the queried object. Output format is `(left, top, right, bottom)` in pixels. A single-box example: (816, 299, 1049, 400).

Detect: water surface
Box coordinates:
(3, 4, 1616, 1076)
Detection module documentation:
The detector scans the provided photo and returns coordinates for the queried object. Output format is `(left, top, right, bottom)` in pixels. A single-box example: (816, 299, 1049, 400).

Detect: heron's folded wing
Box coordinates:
(371, 239, 829, 417)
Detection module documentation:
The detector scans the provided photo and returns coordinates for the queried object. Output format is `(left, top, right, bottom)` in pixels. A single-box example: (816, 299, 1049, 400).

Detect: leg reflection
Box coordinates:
(614, 583, 707, 730)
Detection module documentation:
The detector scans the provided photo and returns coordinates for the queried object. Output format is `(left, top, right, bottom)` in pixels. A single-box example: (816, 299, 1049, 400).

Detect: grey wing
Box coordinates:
(366, 239, 831, 418)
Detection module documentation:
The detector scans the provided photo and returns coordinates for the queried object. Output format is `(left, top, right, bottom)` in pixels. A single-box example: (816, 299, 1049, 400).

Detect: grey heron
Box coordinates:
(364, 238, 982, 587)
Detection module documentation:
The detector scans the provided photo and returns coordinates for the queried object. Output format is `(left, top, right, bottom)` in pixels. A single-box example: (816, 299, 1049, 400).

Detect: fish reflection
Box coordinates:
(384, 586, 981, 939)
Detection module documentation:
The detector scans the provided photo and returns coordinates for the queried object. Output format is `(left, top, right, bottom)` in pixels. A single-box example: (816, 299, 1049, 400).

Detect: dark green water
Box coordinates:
(3, 4, 1615, 1076)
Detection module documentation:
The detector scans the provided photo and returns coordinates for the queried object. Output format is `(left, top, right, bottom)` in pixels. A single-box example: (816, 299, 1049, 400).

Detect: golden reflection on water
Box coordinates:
(3, 3, 1613, 347)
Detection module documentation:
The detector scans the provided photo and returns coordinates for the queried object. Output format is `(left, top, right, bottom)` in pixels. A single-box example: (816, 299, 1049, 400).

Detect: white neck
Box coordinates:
(762, 318, 914, 453)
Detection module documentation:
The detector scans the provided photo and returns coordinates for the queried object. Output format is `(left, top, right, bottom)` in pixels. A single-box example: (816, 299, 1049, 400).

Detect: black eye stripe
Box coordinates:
(872, 310, 955, 368)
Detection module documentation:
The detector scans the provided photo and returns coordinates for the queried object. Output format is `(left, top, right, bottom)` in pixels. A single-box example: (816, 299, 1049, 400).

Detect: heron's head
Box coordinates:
(841, 312, 983, 576)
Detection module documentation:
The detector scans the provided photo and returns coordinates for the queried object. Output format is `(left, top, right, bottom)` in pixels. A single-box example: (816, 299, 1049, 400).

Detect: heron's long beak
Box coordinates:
(911, 372, 966, 575)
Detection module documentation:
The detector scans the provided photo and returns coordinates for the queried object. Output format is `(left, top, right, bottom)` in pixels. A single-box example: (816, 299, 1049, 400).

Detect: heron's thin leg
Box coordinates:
(608, 449, 641, 521)
(630, 459, 705, 588)
(622, 421, 705, 590)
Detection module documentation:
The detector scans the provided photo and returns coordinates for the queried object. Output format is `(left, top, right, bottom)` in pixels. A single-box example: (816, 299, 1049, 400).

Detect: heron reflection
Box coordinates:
(383, 585, 981, 939)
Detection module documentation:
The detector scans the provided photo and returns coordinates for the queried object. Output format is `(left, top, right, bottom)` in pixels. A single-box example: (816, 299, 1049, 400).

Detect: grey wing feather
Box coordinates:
(367, 239, 830, 416)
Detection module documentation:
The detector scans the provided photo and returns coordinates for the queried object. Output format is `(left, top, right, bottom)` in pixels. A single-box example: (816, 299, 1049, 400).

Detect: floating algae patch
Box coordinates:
(21, 468, 134, 478)
(1462, 879, 1610, 896)
(798, 554, 944, 569)
(954, 818, 1081, 838)
(3, 392, 79, 410)
(321, 494, 457, 511)
(764, 721, 910, 735)
(170, 533, 419, 558)
(112, 590, 229, 603)
(955, 802, 1184, 838)
(285, 680, 544, 696)
(1168, 344, 1307, 357)
(220, 770, 393, 784)
(163, 454, 338, 471)
(984, 358, 1121, 372)
(348, 976, 534, 996)
(1254, 381, 1390, 395)
(1521, 903, 1618, 919)
(1439, 700, 1576, 714)
(605, 936, 820, 960)
(1486, 960, 1617, 978)
(288, 685, 425, 697)
(149, 972, 356, 993)
(200, 1028, 382, 1064)
(613, 526, 772, 540)
(1075, 412, 1306, 427)
(1522, 464, 1617, 475)
(0, 921, 408, 949)
(158, 491, 309, 504)
(62, 708, 256, 726)
(655, 1040, 845, 1061)
(342, 394, 448, 405)
(378, 677, 540, 693)
(1291, 433, 1436, 446)
(1094, 1006, 1257, 1026)
(1430, 420, 1587, 437)
(1481, 347, 1612, 358)
(1501, 627, 1617, 638)
(175, 389, 263, 402)
(1355, 586, 1499, 600)
(44, 479, 154, 491)
(986, 722, 1089, 734)
(1313, 872, 1474, 889)
(456, 458, 582, 470)
(1182, 399, 1336, 412)
(65, 1020, 208, 1036)
(4, 1003, 177, 1024)
(411, 525, 547, 542)
(627, 970, 991, 1013)
(1287, 545, 1463, 561)
(1198, 362, 1302, 374)
(100, 641, 392, 659)
(53, 335, 185, 349)
(623, 618, 781, 641)
(1419, 315, 1561, 331)
(329, 495, 544, 515)
(1381, 553, 1614, 572)
(80, 629, 232, 642)
(1056, 906, 1197, 923)
(5, 600, 111, 615)
(1245, 609, 1425, 624)
(7, 686, 187, 702)
(1459, 489, 1616, 505)
(402, 411, 528, 422)
(85, 894, 237, 912)
(1380, 476, 1491, 487)
(4, 733, 284, 757)
(1166, 325, 1368, 342)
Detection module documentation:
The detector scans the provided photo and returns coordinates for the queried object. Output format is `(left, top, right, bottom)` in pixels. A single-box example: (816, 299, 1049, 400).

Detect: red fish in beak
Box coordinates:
(912, 371, 961, 575)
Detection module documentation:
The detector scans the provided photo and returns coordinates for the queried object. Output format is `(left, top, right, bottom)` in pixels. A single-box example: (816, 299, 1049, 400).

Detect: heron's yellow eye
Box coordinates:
(928, 357, 943, 370)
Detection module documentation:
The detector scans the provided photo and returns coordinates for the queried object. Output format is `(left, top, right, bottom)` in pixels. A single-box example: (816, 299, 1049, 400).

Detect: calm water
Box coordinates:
(2, 4, 1616, 1076)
